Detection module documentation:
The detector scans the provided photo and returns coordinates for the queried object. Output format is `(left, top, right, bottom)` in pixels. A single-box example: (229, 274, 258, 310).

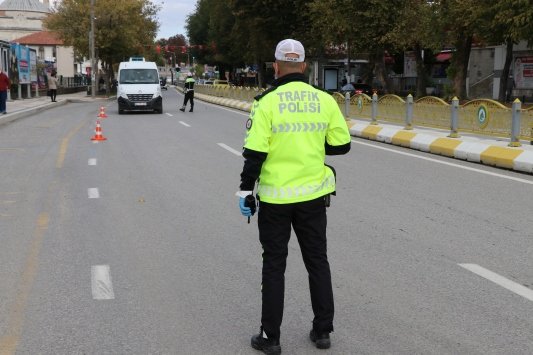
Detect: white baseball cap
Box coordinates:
(275, 39, 305, 62)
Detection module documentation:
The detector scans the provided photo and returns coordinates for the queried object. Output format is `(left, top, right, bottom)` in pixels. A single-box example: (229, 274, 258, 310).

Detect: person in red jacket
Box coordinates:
(0, 69, 10, 114)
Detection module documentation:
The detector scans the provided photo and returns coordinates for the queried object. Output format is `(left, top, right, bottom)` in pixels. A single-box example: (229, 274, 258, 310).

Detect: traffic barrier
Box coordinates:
(98, 106, 108, 119)
(91, 120, 107, 141)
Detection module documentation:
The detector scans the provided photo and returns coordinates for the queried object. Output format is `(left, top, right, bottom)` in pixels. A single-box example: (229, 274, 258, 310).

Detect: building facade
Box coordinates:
(0, 0, 50, 41)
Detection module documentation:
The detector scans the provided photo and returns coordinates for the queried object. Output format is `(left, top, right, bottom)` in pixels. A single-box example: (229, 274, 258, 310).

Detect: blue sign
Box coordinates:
(11, 44, 31, 84)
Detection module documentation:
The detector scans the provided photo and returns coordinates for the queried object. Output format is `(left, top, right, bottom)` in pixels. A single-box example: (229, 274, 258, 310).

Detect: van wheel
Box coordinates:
(157, 106, 163, 114)
(118, 109, 124, 114)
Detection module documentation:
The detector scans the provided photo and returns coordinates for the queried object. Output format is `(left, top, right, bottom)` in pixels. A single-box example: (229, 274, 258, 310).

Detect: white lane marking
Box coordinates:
(91, 265, 115, 300)
(179, 121, 191, 127)
(459, 263, 533, 302)
(218, 143, 241, 156)
(88, 158, 97, 166)
(352, 139, 533, 185)
(88, 188, 100, 199)
(166, 113, 173, 117)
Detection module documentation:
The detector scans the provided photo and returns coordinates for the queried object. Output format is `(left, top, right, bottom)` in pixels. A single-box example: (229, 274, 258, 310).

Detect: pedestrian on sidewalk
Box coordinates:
(48, 71, 58, 102)
(0, 69, 10, 114)
(179, 73, 195, 112)
(237, 39, 351, 354)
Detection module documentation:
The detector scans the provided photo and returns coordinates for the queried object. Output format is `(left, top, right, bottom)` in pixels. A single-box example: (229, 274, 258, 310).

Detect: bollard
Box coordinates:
(404, 94, 413, 130)
(509, 98, 522, 147)
(448, 96, 460, 138)
(371, 92, 378, 125)
(344, 91, 350, 119)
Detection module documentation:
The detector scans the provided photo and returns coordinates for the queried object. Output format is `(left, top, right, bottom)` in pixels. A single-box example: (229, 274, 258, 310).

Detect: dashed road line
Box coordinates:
(459, 263, 533, 302)
(0, 212, 49, 353)
(88, 188, 100, 199)
(88, 158, 97, 166)
(217, 143, 241, 156)
(166, 113, 173, 117)
(179, 121, 190, 127)
(56, 120, 86, 168)
(91, 265, 115, 300)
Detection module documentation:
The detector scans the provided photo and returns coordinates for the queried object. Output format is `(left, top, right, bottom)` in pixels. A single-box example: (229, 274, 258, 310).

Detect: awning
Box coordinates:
(436, 52, 452, 62)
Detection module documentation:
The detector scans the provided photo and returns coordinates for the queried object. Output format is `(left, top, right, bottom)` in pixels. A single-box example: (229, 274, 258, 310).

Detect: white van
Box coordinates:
(117, 57, 163, 114)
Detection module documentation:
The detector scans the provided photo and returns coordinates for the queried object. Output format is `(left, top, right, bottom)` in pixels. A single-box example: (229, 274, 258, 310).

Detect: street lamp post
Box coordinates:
(90, 0, 96, 98)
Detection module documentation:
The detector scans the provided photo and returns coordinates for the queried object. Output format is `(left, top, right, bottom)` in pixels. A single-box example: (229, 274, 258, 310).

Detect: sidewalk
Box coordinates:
(348, 118, 533, 174)
(0, 90, 109, 126)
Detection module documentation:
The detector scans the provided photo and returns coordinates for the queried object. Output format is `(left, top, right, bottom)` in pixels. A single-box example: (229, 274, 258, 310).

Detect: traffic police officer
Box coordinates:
(180, 73, 195, 112)
(237, 39, 351, 354)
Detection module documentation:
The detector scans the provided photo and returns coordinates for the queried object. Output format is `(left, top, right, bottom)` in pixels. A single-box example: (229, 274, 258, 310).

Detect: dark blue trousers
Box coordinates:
(0, 90, 7, 113)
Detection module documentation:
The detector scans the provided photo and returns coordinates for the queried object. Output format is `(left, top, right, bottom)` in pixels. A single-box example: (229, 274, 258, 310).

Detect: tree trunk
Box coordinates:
(371, 48, 392, 93)
(414, 44, 428, 97)
(345, 41, 351, 83)
(451, 33, 472, 99)
(257, 60, 264, 88)
(498, 38, 513, 102)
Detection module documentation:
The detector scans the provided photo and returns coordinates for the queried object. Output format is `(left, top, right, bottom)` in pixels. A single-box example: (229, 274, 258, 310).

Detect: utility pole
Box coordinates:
(90, 0, 96, 98)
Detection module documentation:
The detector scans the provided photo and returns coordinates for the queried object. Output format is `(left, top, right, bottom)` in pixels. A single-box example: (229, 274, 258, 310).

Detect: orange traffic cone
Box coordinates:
(98, 106, 108, 118)
(91, 120, 107, 141)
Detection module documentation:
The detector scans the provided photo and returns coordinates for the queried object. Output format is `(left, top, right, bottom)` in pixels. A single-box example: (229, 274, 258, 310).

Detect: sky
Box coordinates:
(154, 0, 197, 40)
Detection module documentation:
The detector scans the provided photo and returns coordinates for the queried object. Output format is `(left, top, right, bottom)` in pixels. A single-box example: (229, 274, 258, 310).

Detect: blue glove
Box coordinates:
(239, 197, 252, 217)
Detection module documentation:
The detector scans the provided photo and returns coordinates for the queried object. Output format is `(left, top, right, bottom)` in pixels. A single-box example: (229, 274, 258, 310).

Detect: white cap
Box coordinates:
(275, 39, 305, 62)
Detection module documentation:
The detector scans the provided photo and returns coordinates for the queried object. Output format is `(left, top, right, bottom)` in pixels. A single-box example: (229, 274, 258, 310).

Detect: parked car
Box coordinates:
(341, 83, 375, 96)
(213, 79, 229, 86)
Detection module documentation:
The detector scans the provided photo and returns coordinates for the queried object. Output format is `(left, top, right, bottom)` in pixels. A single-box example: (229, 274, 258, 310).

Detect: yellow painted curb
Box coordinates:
(391, 131, 417, 147)
(480, 146, 524, 169)
(429, 138, 463, 157)
(361, 125, 382, 140)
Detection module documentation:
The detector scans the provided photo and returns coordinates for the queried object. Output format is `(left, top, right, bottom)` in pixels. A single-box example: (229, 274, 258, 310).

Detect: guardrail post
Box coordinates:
(448, 96, 460, 138)
(344, 92, 350, 119)
(404, 94, 413, 130)
(371, 92, 378, 125)
(509, 98, 522, 147)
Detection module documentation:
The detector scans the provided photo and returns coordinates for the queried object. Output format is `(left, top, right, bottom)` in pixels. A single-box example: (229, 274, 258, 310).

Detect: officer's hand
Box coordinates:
(236, 191, 253, 217)
(239, 197, 252, 217)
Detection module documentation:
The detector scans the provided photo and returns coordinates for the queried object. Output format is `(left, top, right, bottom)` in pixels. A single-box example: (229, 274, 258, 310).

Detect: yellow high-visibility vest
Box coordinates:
(244, 81, 350, 204)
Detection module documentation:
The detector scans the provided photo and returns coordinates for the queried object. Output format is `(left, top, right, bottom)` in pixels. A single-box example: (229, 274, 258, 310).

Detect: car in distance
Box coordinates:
(341, 83, 377, 96)
(116, 57, 163, 114)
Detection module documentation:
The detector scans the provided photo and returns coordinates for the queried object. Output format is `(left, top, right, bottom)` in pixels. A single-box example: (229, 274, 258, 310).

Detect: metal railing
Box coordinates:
(193, 83, 533, 145)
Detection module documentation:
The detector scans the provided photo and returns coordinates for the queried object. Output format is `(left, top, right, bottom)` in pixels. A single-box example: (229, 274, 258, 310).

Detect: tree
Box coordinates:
(187, 0, 312, 86)
(44, 0, 159, 95)
(486, 0, 533, 101)
(308, 0, 404, 92)
(440, 0, 487, 99)
(187, 0, 235, 79)
(386, 0, 444, 97)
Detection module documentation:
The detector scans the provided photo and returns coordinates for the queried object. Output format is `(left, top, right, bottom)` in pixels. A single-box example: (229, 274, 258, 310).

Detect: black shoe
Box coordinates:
(189, 108, 193, 112)
(310, 329, 330, 349)
(179, 107, 185, 112)
(251, 330, 281, 355)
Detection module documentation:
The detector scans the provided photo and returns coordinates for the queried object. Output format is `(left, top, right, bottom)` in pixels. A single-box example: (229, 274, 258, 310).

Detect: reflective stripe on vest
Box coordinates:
(272, 122, 328, 134)
(257, 175, 335, 199)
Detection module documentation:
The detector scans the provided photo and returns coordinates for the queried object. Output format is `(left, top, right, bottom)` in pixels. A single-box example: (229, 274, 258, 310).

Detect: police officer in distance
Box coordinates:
(237, 39, 351, 354)
(180, 73, 195, 112)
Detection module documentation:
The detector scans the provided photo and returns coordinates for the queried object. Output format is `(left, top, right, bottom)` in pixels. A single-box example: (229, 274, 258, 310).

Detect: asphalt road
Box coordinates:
(1, 88, 533, 354)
